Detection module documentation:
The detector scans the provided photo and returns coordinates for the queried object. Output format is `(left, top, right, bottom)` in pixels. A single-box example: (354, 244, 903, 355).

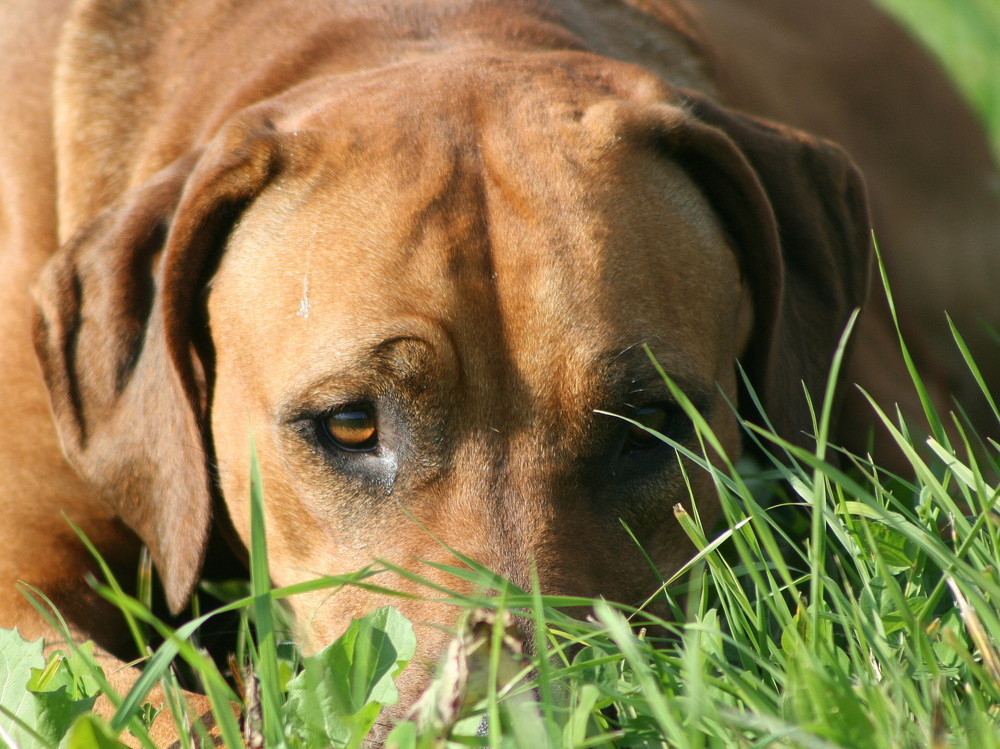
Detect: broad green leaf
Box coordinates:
(1, 628, 94, 749)
(0, 628, 46, 748)
(286, 607, 416, 745)
(28, 643, 100, 703)
(865, 520, 918, 572)
(27, 689, 96, 749)
(384, 720, 417, 749)
(59, 714, 127, 749)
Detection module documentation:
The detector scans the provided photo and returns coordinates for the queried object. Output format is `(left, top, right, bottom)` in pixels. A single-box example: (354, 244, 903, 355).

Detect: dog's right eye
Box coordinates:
(322, 404, 379, 452)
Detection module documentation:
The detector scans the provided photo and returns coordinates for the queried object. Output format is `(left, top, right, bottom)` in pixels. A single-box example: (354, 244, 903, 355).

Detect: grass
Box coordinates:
(2, 3, 999, 748)
(3, 316, 999, 748)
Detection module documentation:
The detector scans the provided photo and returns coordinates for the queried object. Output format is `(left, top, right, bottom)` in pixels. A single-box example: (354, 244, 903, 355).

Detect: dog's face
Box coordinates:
(206, 68, 751, 654)
(32, 54, 869, 700)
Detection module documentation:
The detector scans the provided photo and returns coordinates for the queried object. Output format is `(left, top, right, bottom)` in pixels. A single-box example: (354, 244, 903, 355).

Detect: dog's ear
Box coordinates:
(659, 92, 872, 445)
(32, 117, 285, 612)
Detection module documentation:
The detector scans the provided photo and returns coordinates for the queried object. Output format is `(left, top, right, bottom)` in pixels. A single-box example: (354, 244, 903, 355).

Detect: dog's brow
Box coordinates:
(277, 336, 438, 421)
(599, 347, 710, 410)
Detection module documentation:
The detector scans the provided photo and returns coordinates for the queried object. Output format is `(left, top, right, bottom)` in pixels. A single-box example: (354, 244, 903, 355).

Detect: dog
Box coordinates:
(2, 0, 997, 740)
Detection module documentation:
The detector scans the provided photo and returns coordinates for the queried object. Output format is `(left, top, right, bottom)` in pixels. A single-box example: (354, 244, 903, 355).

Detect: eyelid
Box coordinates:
(627, 384, 710, 416)
(282, 387, 378, 423)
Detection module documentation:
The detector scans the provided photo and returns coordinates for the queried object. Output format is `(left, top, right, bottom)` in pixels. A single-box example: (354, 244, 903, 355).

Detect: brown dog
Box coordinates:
(1, 0, 997, 738)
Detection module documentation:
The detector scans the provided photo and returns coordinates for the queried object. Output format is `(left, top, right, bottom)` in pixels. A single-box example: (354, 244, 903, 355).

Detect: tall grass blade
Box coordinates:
(248, 435, 286, 747)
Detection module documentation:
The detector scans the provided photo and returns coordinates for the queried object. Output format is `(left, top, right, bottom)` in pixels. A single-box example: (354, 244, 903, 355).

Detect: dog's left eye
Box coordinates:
(624, 404, 671, 450)
(322, 404, 379, 452)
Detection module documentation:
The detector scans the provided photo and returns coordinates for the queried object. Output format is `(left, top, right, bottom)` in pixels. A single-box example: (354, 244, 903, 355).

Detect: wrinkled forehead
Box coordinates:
(209, 65, 743, 399)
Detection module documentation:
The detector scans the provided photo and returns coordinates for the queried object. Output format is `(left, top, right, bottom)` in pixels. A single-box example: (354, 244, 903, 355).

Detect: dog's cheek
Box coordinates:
(206, 369, 287, 561)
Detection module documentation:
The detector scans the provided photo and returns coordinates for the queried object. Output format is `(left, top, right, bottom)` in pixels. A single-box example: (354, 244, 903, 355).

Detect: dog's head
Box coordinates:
(32, 53, 869, 698)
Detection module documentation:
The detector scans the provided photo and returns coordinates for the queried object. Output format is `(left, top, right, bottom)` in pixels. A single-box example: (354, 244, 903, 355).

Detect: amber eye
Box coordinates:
(625, 404, 671, 449)
(323, 405, 378, 452)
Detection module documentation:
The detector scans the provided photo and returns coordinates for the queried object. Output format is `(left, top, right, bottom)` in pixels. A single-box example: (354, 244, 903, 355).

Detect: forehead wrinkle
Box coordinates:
(478, 139, 606, 344)
(391, 106, 616, 432)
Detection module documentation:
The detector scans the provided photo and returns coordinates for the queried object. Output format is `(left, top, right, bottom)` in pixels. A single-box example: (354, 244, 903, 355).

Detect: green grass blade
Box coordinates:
(247, 435, 286, 747)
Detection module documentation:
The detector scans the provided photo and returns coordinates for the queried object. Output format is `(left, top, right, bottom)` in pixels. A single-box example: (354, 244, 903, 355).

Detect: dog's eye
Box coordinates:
(323, 404, 378, 452)
(624, 404, 671, 450)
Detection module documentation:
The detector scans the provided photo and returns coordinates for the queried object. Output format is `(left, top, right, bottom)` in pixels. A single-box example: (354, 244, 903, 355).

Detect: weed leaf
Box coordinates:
(59, 714, 127, 749)
(0, 629, 99, 749)
(286, 606, 416, 744)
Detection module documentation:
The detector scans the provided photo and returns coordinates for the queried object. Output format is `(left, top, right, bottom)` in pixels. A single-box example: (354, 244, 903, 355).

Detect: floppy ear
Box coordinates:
(32, 117, 285, 612)
(661, 92, 872, 445)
